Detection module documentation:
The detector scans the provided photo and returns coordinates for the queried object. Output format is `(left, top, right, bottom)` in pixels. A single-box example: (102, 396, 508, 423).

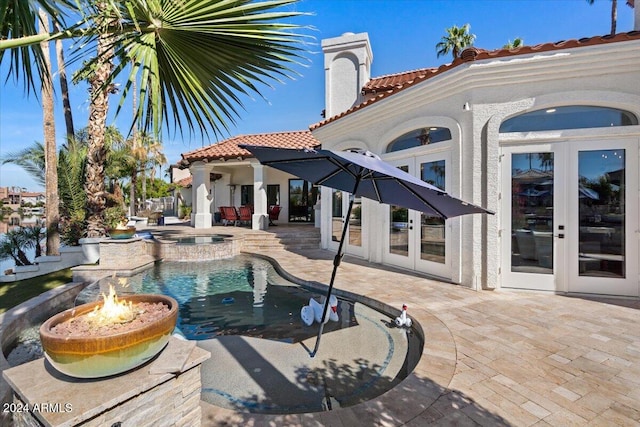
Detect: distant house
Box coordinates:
(0, 187, 23, 207)
(180, 11, 640, 297)
(20, 192, 45, 206)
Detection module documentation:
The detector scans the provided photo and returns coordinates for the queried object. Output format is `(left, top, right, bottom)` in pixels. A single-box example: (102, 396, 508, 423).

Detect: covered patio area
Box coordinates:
(176, 131, 320, 231)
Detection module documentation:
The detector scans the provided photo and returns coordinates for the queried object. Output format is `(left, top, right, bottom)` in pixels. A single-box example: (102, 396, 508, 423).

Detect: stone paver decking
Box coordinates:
(139, 225, 640, 425)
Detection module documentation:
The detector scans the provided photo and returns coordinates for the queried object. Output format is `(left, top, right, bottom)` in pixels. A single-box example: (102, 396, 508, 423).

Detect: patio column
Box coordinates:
(252, 163, 268, 230)
(191, 161, 212, 228)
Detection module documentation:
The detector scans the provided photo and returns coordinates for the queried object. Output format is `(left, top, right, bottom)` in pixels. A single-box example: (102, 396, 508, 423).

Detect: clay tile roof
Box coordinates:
(181, 130, 320, 164)
(362, 68, 438, 94)
(175, 176, 192, 187)
(311, 30, 640, 130)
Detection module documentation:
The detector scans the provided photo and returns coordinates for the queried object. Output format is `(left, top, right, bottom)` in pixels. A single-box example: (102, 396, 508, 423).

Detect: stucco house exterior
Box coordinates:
(180, 11, 640, 297)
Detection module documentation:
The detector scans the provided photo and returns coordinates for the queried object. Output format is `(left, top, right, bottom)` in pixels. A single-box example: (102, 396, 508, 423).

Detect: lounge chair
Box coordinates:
(221, 206, 240, 226)
(239, 206, 252, 225)
(268, 205, 281, 226)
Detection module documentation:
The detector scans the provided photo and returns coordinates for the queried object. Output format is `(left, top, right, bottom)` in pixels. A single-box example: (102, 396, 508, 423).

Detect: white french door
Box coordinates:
(500, 144, 561, 291)
(383, 153, 453, 279)
(501, 138, 639, 296)
(566, 139, 638, 296)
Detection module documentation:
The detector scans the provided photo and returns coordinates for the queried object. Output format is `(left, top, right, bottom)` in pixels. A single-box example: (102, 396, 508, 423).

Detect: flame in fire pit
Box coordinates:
(87, 284, 137, 326)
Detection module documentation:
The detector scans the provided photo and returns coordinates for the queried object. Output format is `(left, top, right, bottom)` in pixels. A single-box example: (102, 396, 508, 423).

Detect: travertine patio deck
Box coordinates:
(150, 223, 640, 426)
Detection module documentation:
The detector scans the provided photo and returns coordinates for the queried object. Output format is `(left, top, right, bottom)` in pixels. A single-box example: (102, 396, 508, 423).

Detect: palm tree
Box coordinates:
(436, 24, 476, 60)
(0, 229, 32, 267)
(38, 8, 60, 256)
(134, 132, 167, 207)
(57, 137, 88, 245)
(503, 37, 524, 49)
(586, 0, 618, 35)
(2, 0, 308, 236)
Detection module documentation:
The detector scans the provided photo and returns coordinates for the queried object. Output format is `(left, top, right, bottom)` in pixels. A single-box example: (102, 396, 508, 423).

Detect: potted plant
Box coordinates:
(105, 206, 136, 239)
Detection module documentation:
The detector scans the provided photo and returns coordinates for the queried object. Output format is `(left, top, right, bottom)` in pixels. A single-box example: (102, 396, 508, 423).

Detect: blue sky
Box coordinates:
(0, 0, 636, 192)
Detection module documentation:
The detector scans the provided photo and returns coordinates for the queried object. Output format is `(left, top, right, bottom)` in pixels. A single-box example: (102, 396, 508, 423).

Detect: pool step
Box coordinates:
(242, 227, 321, 252)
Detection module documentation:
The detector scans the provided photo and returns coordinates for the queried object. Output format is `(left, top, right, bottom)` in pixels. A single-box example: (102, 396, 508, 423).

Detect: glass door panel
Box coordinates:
(510, 153, 554, 274)
(500, 146, 558, 291)
(289, 180, 316, 223)
(331, 189, 343, 243)
(389, 165, 410, 257)
(348, 196, 362, 247)
(577, 150, 625, 278)
(420, 160, 446, 264)
(568, 140, 637, 296)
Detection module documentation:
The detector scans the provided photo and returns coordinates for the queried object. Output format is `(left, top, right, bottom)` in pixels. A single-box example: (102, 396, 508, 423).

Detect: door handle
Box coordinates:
(409, 226, 413, 230)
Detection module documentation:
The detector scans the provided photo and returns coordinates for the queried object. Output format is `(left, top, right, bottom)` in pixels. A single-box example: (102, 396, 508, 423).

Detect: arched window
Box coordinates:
(500, 106, 638, 133)
(386, 127, 452, 153)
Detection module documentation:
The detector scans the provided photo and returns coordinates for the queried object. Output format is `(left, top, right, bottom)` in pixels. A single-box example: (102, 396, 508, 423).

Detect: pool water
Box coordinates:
(83, 255, 357, 343)
(169, 234, 231, 245)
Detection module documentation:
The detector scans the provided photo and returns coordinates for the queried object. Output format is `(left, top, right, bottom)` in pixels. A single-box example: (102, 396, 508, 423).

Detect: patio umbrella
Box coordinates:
(239, 145, 493, 356)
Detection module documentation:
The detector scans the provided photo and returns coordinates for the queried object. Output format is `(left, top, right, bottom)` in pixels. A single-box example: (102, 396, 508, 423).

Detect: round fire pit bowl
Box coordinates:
(107, 226, 137, 240)
(39, 294, 178, 378)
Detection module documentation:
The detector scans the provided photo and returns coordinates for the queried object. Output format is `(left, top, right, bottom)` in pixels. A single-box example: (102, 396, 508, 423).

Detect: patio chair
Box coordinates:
(238, 206, 252, 225)
(221, 206, 240, 226)
(148, 211, 162, 226)
(268, 205, 281, 226)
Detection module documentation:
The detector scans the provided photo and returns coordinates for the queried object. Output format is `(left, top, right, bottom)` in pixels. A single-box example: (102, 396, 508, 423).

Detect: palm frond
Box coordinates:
(0, 141, 46, 186)
(57, 144, 86, 219)
(111, 0, 311, 138)
(0, 0, 79, 94)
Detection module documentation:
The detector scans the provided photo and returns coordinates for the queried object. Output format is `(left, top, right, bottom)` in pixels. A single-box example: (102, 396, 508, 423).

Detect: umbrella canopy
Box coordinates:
(240, 145, 490, 218)
(240, 144, 492, 356)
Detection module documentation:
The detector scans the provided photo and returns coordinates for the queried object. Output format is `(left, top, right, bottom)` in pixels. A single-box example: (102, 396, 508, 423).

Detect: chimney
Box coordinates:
(321, 32, 373, 119)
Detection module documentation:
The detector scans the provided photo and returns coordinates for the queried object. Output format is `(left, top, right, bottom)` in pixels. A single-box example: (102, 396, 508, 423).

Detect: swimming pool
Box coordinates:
(42, 255, 422, 414)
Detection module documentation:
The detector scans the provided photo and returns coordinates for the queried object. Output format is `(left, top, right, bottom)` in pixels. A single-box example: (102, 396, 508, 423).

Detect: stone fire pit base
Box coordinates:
(2, 337, 209, 427)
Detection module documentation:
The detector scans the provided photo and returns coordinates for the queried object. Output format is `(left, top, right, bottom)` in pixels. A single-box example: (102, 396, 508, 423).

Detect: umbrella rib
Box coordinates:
(360, 170, 382, 201)
(315, 158, 360, 185)
(395, 179, 449, 218)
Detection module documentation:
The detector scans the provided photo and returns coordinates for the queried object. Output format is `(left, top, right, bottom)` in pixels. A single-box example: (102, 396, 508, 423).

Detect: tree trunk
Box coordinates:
(85, 3, 114, 238)
(38, 9, 60, 256)
(130, 172, 137, 215)
(53, 22, 74, 141)
(130, 81, 138, 216)
(611, 0, 618, 34)
(142, 171, 147, 208)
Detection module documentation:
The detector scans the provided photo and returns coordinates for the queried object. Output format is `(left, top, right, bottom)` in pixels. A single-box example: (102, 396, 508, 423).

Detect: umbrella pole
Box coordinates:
(309, 178, 361, 357)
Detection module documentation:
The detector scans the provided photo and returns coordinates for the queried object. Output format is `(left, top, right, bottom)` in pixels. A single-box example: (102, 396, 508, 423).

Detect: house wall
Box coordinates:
(313, 34, 640, 291)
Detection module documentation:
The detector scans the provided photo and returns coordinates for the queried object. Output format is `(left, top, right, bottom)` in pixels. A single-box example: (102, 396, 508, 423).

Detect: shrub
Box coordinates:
(104, 206, 127, 229)
(180, 205, 192, 219)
